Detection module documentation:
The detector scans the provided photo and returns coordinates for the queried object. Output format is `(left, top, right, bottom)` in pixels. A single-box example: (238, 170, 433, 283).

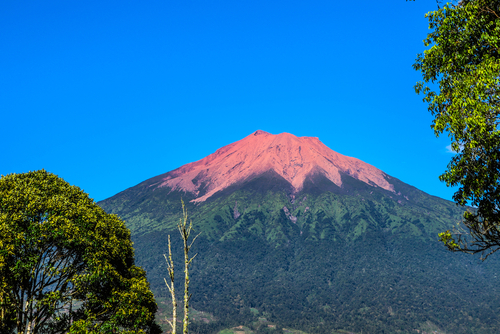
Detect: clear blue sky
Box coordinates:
(1, 0, 459, 203)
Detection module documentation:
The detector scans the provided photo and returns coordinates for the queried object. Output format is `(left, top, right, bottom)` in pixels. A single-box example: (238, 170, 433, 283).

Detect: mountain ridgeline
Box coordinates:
(99, 131, 500, 334)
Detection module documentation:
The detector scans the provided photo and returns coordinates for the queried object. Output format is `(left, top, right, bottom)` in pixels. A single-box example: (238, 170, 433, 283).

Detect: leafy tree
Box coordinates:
(0, 170, 161, 334)
(413, 0, 500, 259)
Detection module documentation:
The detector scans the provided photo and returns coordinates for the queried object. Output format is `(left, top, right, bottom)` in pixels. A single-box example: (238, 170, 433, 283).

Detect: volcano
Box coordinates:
(99, 131, 500, 334)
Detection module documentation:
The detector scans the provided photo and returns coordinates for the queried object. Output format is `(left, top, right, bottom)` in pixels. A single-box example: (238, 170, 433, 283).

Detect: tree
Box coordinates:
(178, 201, 199, 334)
(163, 235, 177, 334)
(413, 0, 500, 259)
(0, 170, 162, 334)
(164, 200, 199, 334)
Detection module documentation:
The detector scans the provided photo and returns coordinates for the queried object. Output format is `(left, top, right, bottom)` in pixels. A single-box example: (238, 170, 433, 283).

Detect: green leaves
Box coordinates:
(414, 0, 500, 258)
(438, 230, 460, 251)
(0, 170, 161, 334)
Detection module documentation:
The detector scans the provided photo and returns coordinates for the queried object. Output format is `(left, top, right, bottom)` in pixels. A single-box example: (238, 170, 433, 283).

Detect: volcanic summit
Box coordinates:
(155, 130, 395, 202)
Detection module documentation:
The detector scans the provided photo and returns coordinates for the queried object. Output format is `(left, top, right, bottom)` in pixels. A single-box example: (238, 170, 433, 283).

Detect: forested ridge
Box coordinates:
(135, 225, 500, 334)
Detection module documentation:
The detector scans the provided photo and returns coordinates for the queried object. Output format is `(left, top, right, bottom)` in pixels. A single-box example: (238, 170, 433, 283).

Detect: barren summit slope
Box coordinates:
(157, 130, 395, 202)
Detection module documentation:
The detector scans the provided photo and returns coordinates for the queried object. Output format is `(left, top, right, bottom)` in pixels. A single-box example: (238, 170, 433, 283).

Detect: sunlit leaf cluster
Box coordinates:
(0, 170, 161, 334)
(414, 0, 500, 258)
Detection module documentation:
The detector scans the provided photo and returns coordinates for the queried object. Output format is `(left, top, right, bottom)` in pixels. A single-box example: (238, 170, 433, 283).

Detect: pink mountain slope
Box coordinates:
(157, 130, 395, 202)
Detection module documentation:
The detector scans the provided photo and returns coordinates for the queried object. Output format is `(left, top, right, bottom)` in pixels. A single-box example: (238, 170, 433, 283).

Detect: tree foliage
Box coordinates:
(0, 170, 161, 334)
(413, 0, 500, 259)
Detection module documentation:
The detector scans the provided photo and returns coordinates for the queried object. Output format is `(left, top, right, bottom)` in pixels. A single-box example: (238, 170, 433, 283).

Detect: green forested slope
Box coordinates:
(99, 171, 500, 334)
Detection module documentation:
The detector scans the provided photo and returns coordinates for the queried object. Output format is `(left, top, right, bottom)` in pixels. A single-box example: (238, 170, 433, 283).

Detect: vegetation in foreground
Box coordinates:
(0, 170, 161, 334)
(414, 0, 500, 258)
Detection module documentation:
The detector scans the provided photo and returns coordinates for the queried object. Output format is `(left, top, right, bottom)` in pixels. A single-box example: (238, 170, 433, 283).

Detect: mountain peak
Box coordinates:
(158, 131, 394, 202)
(253, 130, 269, 136)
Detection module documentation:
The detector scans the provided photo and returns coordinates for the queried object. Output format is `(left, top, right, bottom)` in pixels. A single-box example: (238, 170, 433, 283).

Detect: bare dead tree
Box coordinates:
(164, 200, 200, 334)
(163, 235, 177, 334)
(178, 200, 200, 334)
